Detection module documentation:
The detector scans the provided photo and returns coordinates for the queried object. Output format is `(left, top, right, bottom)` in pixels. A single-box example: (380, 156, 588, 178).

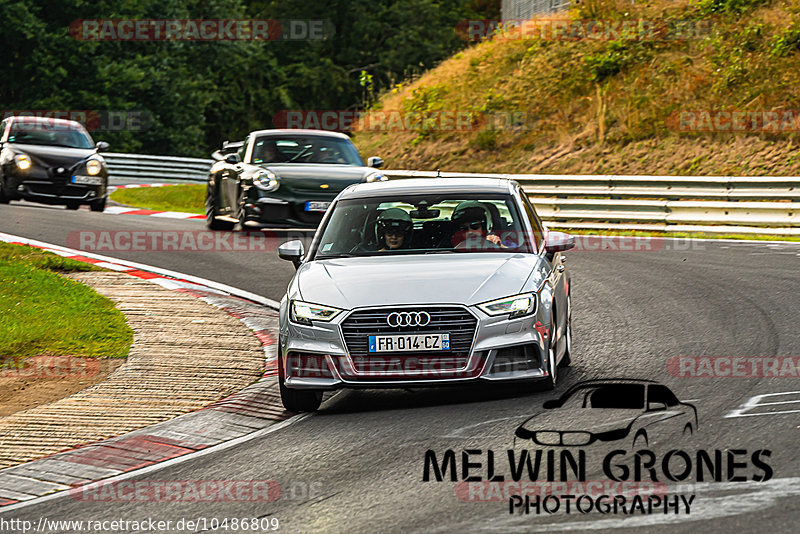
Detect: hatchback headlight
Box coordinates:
(14, 154, 31, 171)
(290, 300, 343, 326)
(253, 170, 279, 191)
(365, 171, 387, 183)
(478, 292, 537, 319)
(86, 159, 103, 176)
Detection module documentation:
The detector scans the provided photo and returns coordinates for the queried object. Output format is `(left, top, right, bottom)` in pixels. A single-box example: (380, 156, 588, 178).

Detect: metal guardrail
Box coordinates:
(102, 153, 800, 235)
(104, 153, 212, 183)
(385, 170, 800, 235)
(502, 0, 570, 19)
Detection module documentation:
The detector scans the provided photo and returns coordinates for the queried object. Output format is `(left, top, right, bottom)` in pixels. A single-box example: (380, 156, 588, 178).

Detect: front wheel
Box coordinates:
(90, 197, 106, 212)
(542, 314, 558, 391)
(279, 377, 322, 412)
(559, 293, 572, 368)
(206, 182, 234, 231)
(65, 202, 80, 210)
(0, 179, 9, 204)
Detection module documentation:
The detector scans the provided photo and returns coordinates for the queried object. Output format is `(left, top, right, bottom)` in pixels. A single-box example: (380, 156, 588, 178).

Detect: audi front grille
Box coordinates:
(340, 306, 478, 377)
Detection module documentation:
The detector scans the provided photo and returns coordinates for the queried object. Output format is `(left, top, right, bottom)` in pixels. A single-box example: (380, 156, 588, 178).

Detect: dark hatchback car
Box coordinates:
(0, 116, 110, 211)
(205, 129, 386, 230)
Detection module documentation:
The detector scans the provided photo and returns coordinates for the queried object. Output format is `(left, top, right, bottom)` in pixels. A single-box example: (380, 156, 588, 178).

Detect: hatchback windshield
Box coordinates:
(8, 120, 95, 149)
(313, 194, 534, 258)
(250, 135, 364, 165)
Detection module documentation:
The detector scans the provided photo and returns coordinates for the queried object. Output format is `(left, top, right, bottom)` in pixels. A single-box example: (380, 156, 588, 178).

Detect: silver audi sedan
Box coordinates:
(276, 178, 575, 411)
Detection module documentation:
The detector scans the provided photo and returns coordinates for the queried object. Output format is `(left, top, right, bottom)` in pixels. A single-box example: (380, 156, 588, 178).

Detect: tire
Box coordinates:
(559, 293, 572, 368)
(90, 197, 106, 212)
(279, 377, 322, 412)
(234, 191, 247, 232)
(66, 202, 80, 210)
(0, 178, 9, 204)
(205, 182, 234, 231)
(542, 311, 558, 390)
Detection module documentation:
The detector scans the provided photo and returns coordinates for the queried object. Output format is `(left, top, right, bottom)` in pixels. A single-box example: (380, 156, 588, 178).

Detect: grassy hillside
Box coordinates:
(353, 0, 800, 175)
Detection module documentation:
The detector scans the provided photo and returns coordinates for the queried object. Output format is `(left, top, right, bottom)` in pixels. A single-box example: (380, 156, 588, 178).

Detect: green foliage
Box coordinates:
(770, 23, 800, 56)
(695, 0, 765, 15)
(584, 41, 638, 83)
(0, 0, 495, 156)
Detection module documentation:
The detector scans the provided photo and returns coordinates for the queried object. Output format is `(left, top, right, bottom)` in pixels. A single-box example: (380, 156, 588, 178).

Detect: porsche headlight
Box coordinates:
(365, 171, 387, 183)
(290, 300, 343, 326)
(86, 159, 103, 176)
(253, 170, 279, 191)
(478, 292, 537, 319)
(14, 154, 31, 171)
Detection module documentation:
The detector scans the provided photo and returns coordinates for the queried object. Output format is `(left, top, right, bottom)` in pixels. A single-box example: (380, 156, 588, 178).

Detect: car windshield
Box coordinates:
(560, 384, 646, 410)
(250, 135, 364, 166)
(8, 120, 94, 149)
(312, 193, 533, 259)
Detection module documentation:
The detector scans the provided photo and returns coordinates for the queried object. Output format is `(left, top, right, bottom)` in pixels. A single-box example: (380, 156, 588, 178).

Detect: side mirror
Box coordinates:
(542, 399, 561, 409)
(225, 153, 241, 164)
(367, 156, 384, 168)
(545, 231, 575, 254)
(278, 240, 305, 268)
(647, 401, 667, 412)
(95, 141, 110, 152)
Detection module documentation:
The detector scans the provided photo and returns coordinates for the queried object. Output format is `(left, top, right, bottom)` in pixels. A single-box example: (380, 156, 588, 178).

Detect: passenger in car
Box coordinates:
(451, 201, 508, 249)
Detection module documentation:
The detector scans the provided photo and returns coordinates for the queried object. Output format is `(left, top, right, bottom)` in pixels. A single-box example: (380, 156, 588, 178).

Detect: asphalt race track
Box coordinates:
(2, 200, 800, 533)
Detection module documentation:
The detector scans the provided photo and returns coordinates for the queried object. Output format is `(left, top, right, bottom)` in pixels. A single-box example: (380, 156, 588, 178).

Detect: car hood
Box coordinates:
(518, 409, 645, 434)
(296, 253, 538, 309)
(11, 143, 97, 169)
(260, 164, 375, 193)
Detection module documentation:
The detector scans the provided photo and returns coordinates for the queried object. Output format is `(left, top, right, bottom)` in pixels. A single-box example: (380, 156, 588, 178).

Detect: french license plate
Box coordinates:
(305, 201, 331, 212)
(368, 334, 450, 353)
(71, 175, 102, 185)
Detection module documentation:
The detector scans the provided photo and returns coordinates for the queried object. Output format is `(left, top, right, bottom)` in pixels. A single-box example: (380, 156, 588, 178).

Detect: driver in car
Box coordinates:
(376, 208, 413, 251)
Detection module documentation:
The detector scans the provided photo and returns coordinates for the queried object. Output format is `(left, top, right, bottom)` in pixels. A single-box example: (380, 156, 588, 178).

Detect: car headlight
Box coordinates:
(290, 300, 343, 326)
(478, 292, 537, 319)
(86, 159, 103, 176)
(14, 154, 31, 171)
(253, 170, 279, 191)
(365, 171, 387, 183)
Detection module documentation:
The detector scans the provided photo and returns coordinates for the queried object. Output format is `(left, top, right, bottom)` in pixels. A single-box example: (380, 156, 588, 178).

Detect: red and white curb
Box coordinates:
(103, 205, 205, 219)
(0, 233, 291, 510)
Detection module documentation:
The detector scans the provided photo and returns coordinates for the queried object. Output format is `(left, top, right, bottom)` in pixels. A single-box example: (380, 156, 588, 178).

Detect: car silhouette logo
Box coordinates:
(514, 378, 698, 448)
(386, 311, 431, 327)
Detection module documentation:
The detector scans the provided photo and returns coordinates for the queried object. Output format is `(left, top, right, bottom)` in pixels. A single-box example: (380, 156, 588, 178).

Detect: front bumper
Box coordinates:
(280, 304, 550, 390)
(4, 167, 107, 205)
(242, 187, 338, 227)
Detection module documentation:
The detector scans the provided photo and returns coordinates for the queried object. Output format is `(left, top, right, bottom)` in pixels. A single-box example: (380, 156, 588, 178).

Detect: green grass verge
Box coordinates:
(110, 184, 205, 214)
(0, 242, 133, 364)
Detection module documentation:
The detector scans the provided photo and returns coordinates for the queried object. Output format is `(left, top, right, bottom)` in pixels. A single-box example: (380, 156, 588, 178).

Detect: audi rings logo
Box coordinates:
(387, 311, 431, 327)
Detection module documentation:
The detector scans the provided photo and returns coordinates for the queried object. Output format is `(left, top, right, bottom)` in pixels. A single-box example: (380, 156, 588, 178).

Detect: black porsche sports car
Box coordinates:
(205, 129, 386, 229)
(0, 116, 110, 211)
